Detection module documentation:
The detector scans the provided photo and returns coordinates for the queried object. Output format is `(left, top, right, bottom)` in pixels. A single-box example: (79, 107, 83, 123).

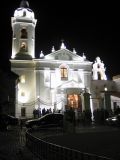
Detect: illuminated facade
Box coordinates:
(10, 0, 119, 118)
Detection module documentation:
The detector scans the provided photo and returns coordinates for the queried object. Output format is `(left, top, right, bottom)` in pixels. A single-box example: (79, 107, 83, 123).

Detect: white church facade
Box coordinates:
(10, 0, 120, 118)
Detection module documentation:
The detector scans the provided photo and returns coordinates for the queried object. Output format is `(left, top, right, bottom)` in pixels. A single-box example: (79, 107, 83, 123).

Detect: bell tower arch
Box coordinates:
(92, 57, 107, 80)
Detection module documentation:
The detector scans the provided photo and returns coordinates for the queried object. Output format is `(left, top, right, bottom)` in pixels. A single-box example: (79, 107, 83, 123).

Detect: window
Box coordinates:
(23, 11, 26, 17)
(21, 107, 26, 117)
(60, 67, 68, 80)
(21, 28, 27, 39)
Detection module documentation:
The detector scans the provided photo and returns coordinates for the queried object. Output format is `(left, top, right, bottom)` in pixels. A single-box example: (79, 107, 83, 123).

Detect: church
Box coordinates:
(10, 0, 120, 118)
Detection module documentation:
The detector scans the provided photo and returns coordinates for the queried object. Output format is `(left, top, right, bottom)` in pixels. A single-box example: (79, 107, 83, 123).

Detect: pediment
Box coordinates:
(45, 48, 83, 61)
(55, 49, 73, 60)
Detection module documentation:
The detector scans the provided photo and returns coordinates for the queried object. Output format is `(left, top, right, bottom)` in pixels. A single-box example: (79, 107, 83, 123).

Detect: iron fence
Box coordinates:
(26, 128, 114, 160)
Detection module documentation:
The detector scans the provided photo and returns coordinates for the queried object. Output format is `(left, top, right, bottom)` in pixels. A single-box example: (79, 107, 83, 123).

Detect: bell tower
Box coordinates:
(11, 0, 37, 59)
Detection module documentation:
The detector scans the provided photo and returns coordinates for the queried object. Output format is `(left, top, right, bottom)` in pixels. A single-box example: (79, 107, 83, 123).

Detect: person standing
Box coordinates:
(19, 119, 23, 130)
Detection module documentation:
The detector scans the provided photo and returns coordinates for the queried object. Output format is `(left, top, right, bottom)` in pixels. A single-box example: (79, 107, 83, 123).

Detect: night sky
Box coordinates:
(0, 0, 119, 79)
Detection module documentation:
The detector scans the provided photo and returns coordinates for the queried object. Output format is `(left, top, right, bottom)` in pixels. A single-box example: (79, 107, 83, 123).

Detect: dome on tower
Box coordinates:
(20, 0, 29, 8)
(14, 0, 35, 19)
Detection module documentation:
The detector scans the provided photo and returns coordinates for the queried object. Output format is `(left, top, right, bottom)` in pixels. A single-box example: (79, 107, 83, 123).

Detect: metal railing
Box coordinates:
(26, 128, 114, 160)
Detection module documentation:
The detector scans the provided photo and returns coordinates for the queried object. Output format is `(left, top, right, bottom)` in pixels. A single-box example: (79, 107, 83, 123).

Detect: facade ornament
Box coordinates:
(92, 57, 107, 80)
(40, 51, 44, 58)
(60, 42, 66, 49)
(82, 52, 86, 60)
(73, 48, 77, 54)
(52, 46, 55, 52)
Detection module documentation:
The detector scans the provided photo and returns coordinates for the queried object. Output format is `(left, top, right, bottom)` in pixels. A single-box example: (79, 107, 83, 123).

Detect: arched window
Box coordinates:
(60, 66, 68, 80)
(21, 28, 27, 39)
(23, 10, 26, 17)
(98, 72, 101, 80)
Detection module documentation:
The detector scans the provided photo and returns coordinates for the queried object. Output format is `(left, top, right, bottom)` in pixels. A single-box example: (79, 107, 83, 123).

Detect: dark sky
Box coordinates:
(0, 0, 120, 79)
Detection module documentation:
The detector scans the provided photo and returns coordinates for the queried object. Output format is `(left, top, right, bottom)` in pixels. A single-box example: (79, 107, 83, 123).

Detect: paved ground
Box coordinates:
(0, 126, 39, 160)
(0, 125, 120, 160)
(33, 125, 120, 160)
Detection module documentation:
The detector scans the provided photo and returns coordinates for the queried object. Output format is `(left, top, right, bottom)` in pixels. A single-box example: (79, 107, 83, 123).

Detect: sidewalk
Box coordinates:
(15, 146, 39, 160)
(1, 125, 119, 160)
(0, 127, 39, 160)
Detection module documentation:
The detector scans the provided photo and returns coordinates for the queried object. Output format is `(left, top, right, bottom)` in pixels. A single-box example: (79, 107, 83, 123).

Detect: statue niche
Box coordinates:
(20, 42, 27, 52)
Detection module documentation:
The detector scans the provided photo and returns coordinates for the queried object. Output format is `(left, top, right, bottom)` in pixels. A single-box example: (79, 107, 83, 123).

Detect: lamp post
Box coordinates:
(104, 85, 108, 121)
(104, 85, 108, 110)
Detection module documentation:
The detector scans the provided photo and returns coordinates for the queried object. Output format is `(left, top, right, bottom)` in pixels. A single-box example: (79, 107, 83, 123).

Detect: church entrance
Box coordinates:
(67, 94, 82, 110)
(21, 107, 26, 117)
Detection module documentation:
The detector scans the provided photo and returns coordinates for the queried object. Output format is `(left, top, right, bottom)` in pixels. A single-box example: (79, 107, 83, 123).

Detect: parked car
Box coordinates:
(25, 113, 63, 129)
(0, 114, 19, 130)
(105, 114, 120, 126)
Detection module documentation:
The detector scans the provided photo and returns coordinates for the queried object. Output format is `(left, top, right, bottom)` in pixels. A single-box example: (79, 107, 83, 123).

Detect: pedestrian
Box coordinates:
(19, 119, 23, 130)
